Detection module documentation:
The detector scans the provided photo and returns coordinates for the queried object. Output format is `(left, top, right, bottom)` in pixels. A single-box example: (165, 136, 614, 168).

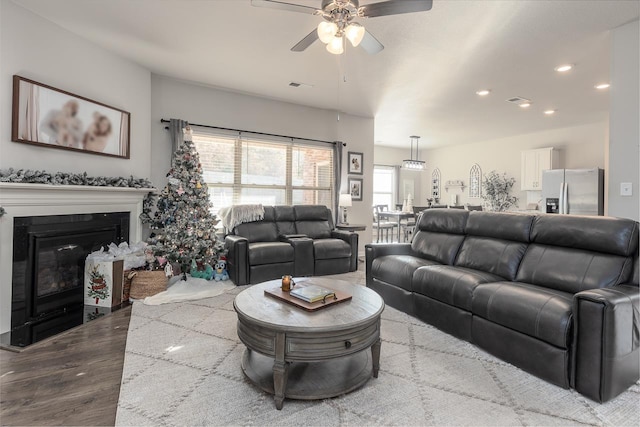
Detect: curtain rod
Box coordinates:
(160, 119, 345, 146)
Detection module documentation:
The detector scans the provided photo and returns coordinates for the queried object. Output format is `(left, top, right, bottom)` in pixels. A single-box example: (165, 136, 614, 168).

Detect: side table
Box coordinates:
(336, 223, 367, 232)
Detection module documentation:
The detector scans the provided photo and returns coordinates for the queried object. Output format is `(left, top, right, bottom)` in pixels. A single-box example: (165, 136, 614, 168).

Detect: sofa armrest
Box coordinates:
(279, 236, 314, 276)
(572, 285, 640, 402)
(331, 230, 358, 271)
(365, 243, 414, 285)
(225, 235, 249, 286)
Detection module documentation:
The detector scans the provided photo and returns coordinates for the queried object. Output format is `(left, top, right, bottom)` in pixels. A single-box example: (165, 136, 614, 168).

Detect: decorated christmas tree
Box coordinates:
(147, 126, 223, 274)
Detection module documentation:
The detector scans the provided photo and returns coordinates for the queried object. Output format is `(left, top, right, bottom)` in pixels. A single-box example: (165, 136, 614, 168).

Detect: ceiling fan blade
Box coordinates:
(360, 0, 433, 18)
(291, 29, 319, 52)
(360, 30, 384, 54)
(251, 0, 319, 15)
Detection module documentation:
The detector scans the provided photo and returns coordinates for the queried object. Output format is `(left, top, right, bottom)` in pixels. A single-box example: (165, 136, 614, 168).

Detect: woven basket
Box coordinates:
(129, 270, 168, 299)
(123, 270, 135, 301)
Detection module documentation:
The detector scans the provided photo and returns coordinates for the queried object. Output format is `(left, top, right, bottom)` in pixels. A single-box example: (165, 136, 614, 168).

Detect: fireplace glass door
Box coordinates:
(33, 230, 115, 316)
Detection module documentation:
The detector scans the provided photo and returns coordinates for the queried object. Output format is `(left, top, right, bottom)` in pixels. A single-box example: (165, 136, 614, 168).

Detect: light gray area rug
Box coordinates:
(116, 271, 640, 426)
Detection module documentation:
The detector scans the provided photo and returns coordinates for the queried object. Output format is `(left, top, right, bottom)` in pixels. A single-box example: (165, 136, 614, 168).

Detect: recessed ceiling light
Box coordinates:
(555, 64, 573, 72)
(519, 102, 532, 108)
(544, 109, 556, 115)
(476, 89, 491, 96)
(594, 83, 610, 90)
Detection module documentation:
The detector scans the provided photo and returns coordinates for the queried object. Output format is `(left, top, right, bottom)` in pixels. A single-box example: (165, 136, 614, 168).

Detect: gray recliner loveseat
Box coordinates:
(225, 205, 358, 286)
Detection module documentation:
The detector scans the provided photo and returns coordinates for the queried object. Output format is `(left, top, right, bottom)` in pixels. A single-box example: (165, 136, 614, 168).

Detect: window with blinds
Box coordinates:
(192, 130, 334, 214)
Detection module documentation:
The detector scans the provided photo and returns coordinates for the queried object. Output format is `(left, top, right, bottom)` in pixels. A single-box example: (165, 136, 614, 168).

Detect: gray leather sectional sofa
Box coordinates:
(366, 209, 639, 402)
(225, 205, 358, 286)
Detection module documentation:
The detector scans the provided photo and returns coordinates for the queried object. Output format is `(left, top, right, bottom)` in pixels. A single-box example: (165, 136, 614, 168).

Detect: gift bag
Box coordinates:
(84, 259, 124, 307)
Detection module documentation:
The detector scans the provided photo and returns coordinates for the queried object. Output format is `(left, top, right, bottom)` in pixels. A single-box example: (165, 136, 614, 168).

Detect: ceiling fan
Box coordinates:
(251, 0, 433, 54)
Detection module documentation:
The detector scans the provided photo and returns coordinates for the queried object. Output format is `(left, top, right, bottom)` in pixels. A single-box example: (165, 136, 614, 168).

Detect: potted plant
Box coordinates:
(481, 170, 519, 212)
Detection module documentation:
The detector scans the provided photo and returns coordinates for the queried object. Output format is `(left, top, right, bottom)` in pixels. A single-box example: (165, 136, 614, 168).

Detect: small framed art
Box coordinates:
(348, 151, 363, 175)
(11, 75, 130, 159)
(348, 178, 363, 201)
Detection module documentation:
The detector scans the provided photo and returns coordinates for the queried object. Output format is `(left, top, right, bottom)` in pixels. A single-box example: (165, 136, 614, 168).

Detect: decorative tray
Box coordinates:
(264, 285, 352, 312)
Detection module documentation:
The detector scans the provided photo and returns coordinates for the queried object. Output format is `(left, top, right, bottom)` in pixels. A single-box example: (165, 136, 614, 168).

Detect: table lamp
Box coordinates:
(339, 193, 352, 224)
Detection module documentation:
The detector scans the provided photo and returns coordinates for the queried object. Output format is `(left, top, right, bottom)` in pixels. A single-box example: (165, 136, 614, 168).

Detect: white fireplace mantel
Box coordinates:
(0, 183, 156, 334)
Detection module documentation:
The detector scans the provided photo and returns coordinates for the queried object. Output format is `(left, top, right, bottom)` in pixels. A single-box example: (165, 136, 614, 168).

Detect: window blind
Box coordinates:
(192, 129, 334, 214)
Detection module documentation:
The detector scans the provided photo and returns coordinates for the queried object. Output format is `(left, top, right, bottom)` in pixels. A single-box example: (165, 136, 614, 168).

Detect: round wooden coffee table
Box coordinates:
(234, 277, 384, 410)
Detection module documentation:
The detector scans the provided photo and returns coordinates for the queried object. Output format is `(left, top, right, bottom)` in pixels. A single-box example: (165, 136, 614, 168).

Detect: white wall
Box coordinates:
(0, 0, 151, 178)
(374, 146, 426, 207)
(608, 20, 639, 221)
(0, 1, 151, 335)
(417, 122, 607, 209)
(150, 75, 375, 253)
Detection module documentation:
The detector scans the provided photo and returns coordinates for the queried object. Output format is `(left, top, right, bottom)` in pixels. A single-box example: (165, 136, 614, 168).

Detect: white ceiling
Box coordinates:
(11, 0, 639, 148)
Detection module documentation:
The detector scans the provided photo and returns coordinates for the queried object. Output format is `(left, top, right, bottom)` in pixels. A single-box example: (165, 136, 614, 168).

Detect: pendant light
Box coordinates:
(402, 135, 425, 170)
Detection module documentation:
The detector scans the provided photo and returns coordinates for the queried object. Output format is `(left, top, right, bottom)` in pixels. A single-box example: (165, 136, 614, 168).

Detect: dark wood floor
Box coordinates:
(0, 307, 131, 426)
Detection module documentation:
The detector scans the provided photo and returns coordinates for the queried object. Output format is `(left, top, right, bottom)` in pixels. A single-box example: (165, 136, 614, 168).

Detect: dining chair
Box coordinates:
(372, 205, 397, 242)
(466, 205, 484, 211)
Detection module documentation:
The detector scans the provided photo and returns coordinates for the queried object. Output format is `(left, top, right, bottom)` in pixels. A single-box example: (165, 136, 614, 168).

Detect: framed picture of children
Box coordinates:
(348, 151, 363, 175)
(11, 75, 130, 159)
(348, 177, 363, 201)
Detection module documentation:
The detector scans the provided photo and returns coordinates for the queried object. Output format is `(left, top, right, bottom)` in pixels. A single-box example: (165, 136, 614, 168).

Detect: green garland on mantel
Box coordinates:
(0, 168, 156, 219)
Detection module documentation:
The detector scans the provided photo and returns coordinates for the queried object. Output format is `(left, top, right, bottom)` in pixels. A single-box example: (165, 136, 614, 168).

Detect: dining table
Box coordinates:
(376, 210, 415, 243)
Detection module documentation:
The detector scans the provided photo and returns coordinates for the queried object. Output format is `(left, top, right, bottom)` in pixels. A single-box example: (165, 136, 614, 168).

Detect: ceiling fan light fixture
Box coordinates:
(326, 36, 344, 54)
(345, 23, 365, 47)
(317, 21, 338, 44)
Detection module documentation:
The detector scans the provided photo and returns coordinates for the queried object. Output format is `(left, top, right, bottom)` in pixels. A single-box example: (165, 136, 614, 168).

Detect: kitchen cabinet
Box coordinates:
(521, 148, 558, 190)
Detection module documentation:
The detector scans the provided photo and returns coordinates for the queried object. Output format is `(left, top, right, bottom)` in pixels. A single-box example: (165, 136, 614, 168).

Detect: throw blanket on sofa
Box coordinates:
(219, 204, 265, 231)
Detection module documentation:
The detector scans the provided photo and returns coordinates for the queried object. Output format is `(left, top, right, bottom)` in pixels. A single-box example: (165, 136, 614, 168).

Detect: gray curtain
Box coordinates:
(333, 141, 344, 224)
(394, 165, 401, 205)
(169, 119, 189, 164)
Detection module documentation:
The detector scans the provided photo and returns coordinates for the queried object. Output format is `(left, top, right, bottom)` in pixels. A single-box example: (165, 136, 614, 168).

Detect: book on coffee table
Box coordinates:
(289, 284, 337, 303)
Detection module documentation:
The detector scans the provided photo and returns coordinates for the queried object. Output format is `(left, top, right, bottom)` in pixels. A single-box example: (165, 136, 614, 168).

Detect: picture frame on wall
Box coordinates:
(11, 75, 131, 159)
(349, 177, 363, 201)
(347, 151, 363, 175)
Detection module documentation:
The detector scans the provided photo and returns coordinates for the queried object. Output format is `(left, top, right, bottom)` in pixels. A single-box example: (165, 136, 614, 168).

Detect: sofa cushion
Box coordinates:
(296, 220, 332, 239)
(531, 214, 639, 256)
(371, 255, 440, 292)
(416, 208, 469, 233)
(472, 282, 573, 349)
(516, 244, 634, 294)
(411, 232, 466, 265)
(313, 238, 351, 260)
(294, 205, 329, 221)
(293, 205, 332, 239)
(274, 205, 297, 236)
(410, 209, 467, 264)
(235, 221, 278, 243)
(248, 242, 294, 265)
(466, 211, 534, 242)
(455, 237, 528, 280)
(413, 265, 504, 311)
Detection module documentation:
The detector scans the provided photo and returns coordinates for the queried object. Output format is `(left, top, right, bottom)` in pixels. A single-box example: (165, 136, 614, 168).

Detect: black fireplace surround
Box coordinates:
(9, 212, 129, 347)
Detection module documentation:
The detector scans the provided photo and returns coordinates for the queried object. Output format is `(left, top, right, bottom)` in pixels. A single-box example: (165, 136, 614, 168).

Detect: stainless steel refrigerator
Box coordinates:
(542, 168, 604, 215)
